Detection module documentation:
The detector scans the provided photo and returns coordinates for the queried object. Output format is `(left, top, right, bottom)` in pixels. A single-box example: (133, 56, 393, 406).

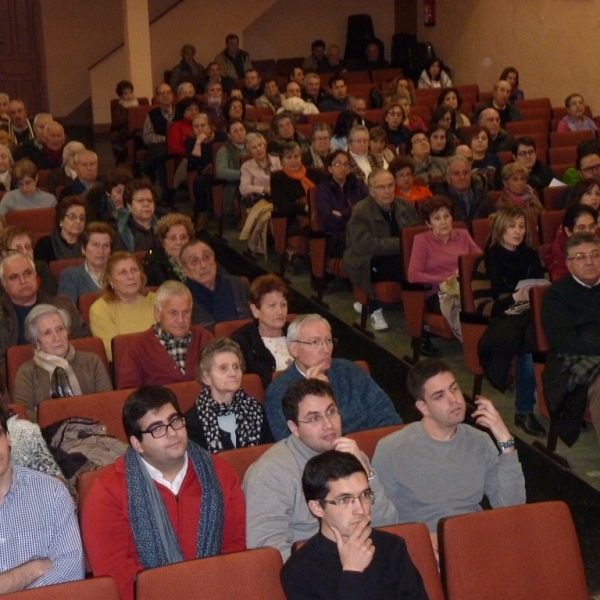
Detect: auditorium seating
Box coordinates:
(5, 207, 56, 242)
(0, 576, 121, 600)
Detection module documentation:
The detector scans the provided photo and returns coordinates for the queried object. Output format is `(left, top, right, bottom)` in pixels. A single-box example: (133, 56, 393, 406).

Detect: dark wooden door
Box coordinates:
(0, 0, 47, 115)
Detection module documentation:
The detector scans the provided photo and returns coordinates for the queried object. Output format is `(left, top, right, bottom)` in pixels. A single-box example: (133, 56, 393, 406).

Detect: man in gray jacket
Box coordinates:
(243, 378, 397, 560)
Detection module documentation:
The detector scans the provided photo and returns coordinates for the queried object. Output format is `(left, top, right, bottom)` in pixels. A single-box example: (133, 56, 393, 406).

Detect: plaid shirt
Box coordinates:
(153, 324, 192, 373)
(0, 465, 84, 587)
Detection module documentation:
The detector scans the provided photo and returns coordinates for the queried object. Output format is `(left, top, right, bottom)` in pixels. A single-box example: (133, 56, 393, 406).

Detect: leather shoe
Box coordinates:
(515, 413, 546, 437)
(420, 337, 441, 358)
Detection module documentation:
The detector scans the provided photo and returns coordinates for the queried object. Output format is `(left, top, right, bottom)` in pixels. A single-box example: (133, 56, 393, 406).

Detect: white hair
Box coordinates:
(0, 144, 14, 168)
(62, 141, 85, 165)
(286, 314, 331, 345)
(74, 149, 98, 164)
(154, 280, 192, 312)
(33, 112, 53, 127)
(24, 304, 71, 344)
(0, 252, 36, 282)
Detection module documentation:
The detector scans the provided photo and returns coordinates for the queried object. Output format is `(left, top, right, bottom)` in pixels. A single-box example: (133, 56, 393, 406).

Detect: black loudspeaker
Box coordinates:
(411, 42, 436, 75)
(391, 32, 417, 69)
(344, 14, 375, 61)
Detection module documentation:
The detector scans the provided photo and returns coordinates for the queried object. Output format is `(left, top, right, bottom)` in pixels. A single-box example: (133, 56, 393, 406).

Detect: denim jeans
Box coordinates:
(515, 353, 536, 413)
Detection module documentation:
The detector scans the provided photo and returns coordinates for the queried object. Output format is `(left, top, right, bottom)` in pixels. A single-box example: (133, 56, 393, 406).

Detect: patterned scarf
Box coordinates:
(502, 184, 534, 207)
(559, 353, 600, 391)
(153, 323, 191, 373)
(167, 255, 186, 282)
(194, 386, 264, 454)
(33, 344, 83, 398)
(125, 442, 223, 569)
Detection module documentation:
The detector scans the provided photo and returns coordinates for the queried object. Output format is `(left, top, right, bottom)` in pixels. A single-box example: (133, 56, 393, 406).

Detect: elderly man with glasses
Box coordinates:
(263, 314, 401, 442)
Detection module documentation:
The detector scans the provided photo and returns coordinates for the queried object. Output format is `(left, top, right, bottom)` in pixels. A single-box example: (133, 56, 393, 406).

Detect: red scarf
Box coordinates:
(283, 165, 315, 195)
(42, 144, 64, 168)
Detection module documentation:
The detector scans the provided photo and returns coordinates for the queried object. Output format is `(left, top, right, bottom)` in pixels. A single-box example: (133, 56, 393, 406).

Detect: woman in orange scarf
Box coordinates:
(270, 141, 324, 234)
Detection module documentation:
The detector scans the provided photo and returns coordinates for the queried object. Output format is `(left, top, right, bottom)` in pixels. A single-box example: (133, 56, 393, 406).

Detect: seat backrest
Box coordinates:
(7, 403, 27, 420)
(127, 104, 151, 134)
(549, 129, 594, 148)
(439, 501, 588, 600)
(77, 468, 101, 515)
(0, 576, 120, 600)
(78, 291, 103, 326)
(164, 380, 202, 413)
(6, 337, 110, 400)
(135, 547, 286, 600)
(505, 119, 549, 136)
(541, 185, 568, 211)
(5, 207, 56, 242)
(548, 146, 577, 165)
(49, 257, 85, 280)
(530, 284, 550, 352)
(458, 252, 484, 312)
(219, 442, 274, 482)
(308, 186, 322, 231)
(214, 314, 298, 339)
(347, 424, 404, 460)
(111, 332, 144, 388)
(540, 210, 565, 245)
(470, 218, 491, 251)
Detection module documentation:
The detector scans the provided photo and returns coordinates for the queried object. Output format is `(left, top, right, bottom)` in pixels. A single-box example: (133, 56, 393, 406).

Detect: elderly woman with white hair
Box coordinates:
(239, 132, 281, 205)
(45, 140, 85, 196)
(13, 304, 113, 422)
(0, 143, 13, 191)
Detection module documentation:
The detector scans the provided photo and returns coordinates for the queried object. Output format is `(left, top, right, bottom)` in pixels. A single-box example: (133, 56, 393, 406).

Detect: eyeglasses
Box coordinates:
(387, 111, 402, 117)
(412, 137, 428, 144)
(64, 213, 86, 222)
(566, 251, 600, 262)
(297, 405, 340, 426)
(183, 255, 213, 266)
(165, 234, 190, 243)
(8, 243, 32, 254)
(517, 149, 535, 158)
(293, 337, 337, 349)
(139, 416, 186, 438)
(320, 490, 375, 509)
(331, 162, 350, 168)
(133, 197, 154, 204)
(580, 164, 600, 175)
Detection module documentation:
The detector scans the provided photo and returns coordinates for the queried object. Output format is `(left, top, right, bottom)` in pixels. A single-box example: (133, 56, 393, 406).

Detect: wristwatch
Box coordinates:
(497, 436, 515, 453)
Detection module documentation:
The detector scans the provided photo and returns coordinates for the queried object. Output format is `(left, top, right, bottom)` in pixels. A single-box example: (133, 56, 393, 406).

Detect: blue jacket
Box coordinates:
(264, 358, 402, 441)
(57, 263, 100, 305)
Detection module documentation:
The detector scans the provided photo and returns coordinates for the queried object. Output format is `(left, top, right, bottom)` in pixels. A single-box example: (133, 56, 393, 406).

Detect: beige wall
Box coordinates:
(416, 0, 600, 111)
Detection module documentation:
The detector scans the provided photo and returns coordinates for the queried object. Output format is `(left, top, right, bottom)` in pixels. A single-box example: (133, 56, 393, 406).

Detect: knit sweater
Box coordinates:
(372, 421, 526, 531)
(81, 451, 246, 600)
(0, 188, 56, 216)
(242, 434, 397, 560)
(264, 359, 401, 441)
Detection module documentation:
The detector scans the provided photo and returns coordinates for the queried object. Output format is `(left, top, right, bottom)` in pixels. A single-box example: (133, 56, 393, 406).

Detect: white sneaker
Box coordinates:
(353, 301, 364, 314)
(370, 308, 389, 331)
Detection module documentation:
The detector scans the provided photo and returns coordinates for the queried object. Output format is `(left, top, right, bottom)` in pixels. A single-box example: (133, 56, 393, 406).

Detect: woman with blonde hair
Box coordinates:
(495, 162, 543, 217)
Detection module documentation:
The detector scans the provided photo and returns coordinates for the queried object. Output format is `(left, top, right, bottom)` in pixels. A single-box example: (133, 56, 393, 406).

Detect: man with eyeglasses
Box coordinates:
(556, 140, 600, 208)
(82, 385, 246, 600)
(118, 281, 212, 388)
(542, 232, 600, 450)
(244, 378, 397, 560)
(512, 136, 554, 192)
(263, 314, 400, 441)
(280, 450, 427, 599)
(373, 359, 525, 561)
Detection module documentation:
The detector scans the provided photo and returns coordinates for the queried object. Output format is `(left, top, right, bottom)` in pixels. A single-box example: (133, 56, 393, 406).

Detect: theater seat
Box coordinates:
(346, 424, 404, 460)
(5, 207, 56, 243)
(0, 576, 120, 600)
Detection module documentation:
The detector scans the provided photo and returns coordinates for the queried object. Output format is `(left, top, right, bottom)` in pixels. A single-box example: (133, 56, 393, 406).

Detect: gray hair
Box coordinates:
(177, 82, 195, 96)
(0, 252, 36, 282)
(245, 132, 266, 150)
(24, 303, 71, 345)
(33, 112, 53, 127)
(348, 124, 369, 142)
(565, 232, 600, 258)
(0, 144, 14, 168)
(367, 167, 392, 187)
(62, 141, 85, 165)
(180, 238, 215, 264)
(74, 149, 98, 164)
(0, 93, 9, 104)
(154, 280, 192, 312)
(310, 122, 332, 140)
(446, 154, 471, 170)
(303, 73, 320, 88)
(197, 337, 245, 381)
(287, 314, 331, 345)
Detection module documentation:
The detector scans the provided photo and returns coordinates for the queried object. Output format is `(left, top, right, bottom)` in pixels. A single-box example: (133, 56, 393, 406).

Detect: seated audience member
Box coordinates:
(303, 72, 328, 107)
(428, 124, 452, 158)
(389, 157, 433, 204)
(81, 385, 246, 600)
(330, 110, 360, 152)
(0, 143, 13, 190)
(23, 121, 65, 170)
(512, 136, 554, 192)
(58, 222, 114, 304)
(114, 179, 158, 252)
(468, 126, 503, 190)
(143, 213, 193, 287)
(244, 378, 397, 560)
(559, 141, 600, 193)
(385, 77, 416, 107)
(223, 96, 247, 125)
(241, 69, 263, 105)
(185, 112, 227, 232)
(564, 178, 600, 216)
(344, 169, 418, 330)
(89, 251, 155, 360)
(87, 167, 132, 223)
(302, 123, 332, 168)
(373, 359, 525, 559)
(277, 91, 319, 117)
(0, 406, 84, 591)
(59, 149, 100, 200)
(214, 33, 252, 80)
(356, 40, 390, 71)
(495, 162, 543, 217)
(268, 111, 311, 155)
(500, 66, 524, 102)
(0, 92, 9, 123)
(0, 225, 57, 295)
(431, 155, 495, 224)
(324, 44, 347, 74)
(264, 314, 401, 440)
(45, 141, 84, 196)
(437, 87, 471, 127)
(14, 304, 113, 421)
(280, 450, 427, 600)
(347, 125, 377, 181)
(406, 129, 446, 184)
(544, 205, 598, 281)
(398, 95, 427, 131)
(239, 132, 281, 202)
(118, 281, 212, 389)
(473, 80, 522, 128)
(557, 93, 598, 133)
(230, 274, 293, 388)
(256, 78, 285, 112)
(180, 239, 251, 329)
(215, 119, 248, 218)
(408, 196, 480, 341)
(0, 159, 56, 216)
(185, 337, 270, 452)
(289, 67, 305, 86)
(169, 44, 204, 91)
(110, 80, 138, 164)
(542, 232, 600, 449)
(316, 149, 369, 258)
(176, 82, 195, 100)
(348, 96, 373, 128)
(476, 108, 515, 153)
(7, 99, 34, 145)
(16, 114, 53, 158)
(142, 83, 174, 204)
(34, 196, 87, 264)
(319, 76, 349, 113)
(197, 61, 236, 95)
(303, 40, 328, 73)
(167, 98, 201, 158)
(418, 57, 452, 89)
(0, 253, 89, 378)
(382, 103, 410, 151)
(369, 127, 395, 169)
(430, 104, 458, 145)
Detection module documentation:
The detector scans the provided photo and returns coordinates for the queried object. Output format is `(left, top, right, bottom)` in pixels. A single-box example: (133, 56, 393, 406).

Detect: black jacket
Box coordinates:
(143, 246, 183, 287)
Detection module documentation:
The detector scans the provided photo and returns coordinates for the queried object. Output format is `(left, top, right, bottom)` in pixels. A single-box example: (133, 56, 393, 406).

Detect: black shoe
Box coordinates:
(420, 337, 441, 358)
(515, 413, 546, 437)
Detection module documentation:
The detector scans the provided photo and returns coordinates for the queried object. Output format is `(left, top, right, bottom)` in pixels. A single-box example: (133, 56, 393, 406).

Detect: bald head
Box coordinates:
(493, 80, 511, 109)
(454, 144, 473, 162)
(74, 149, 98, 184)
(44, 121, 65, 151)
(478, 108, 501, 135)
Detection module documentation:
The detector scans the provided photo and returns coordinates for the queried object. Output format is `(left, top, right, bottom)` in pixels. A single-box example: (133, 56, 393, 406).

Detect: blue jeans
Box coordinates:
(515, 353, 536, 414)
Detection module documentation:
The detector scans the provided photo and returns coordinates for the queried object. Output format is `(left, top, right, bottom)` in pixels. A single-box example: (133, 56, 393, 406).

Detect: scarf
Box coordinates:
(502, 184, 534, 207)
(33, 344, 82, 398)
(186, 272, 239, 323)
(153, 323, 191, 372)
(41, 144, 63, 168)
(125, 442, 223, 569)
(194, 386, 264, 454)
(51, 227, 82, 260)
(282, 164, 315, 195)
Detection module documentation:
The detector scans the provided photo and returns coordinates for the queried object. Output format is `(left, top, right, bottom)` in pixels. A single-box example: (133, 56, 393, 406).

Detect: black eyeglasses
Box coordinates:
(320, 490, 375, 509)
(293, 338, 338, 349)
(139, 416, 186, 439)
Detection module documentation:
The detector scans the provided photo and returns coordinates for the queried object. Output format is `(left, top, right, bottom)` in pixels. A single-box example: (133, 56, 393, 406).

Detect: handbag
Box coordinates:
(439, 274, 460, 298)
